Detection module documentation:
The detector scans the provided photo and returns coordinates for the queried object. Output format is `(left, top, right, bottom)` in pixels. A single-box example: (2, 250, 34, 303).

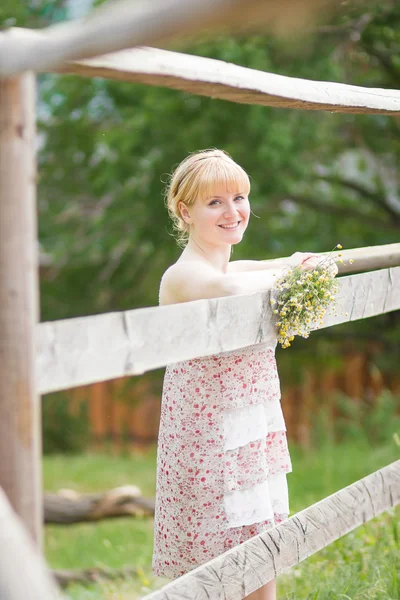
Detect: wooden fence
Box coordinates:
(1, 1, 400, 598)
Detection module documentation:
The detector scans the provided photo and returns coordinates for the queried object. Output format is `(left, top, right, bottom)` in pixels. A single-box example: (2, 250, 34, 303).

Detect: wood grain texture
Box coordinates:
(3, 27, 400, 115)
(0, 488, 61, 600)
(53, 46, 400, 115)
(38, 266, 400, 395)
(143, 460, 400, 599)
(333, 243, 400, 274)
(0, 0, 334, 78)
(322, 266, 400, 328)
(0, 75, 43, 545)
(52, 48, 400, 115)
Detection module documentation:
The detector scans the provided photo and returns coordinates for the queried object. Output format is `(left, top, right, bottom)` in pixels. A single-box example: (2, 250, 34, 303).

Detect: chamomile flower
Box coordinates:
(271, 250, 343, 349)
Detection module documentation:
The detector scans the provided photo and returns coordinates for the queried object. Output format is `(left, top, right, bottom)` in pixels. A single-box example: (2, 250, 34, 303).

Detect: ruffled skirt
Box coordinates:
(152, 342, 291, 579)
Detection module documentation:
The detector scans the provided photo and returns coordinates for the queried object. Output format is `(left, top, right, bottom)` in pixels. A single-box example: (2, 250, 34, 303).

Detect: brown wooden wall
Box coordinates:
(66, 351, 400, 451)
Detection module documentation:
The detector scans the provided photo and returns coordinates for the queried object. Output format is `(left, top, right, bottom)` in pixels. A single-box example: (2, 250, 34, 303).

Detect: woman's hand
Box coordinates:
(289, 252, 339, 277)
(289, 252, 320, 271)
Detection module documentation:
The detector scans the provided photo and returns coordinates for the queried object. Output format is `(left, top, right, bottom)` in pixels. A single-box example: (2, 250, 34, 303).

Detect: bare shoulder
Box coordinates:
(159, 260, 223, 305)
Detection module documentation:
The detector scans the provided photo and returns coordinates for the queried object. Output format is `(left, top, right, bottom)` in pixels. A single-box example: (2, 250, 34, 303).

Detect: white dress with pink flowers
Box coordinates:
(152, 341, 292, 580)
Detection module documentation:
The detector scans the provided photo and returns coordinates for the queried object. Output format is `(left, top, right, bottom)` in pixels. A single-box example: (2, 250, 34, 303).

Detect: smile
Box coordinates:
(218, 221, 241, 229)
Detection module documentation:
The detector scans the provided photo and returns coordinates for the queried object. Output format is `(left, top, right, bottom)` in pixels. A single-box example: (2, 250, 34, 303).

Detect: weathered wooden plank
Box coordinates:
(322, 266, 400, 328)
(333, 242, 400, 274)
(0, 488, 62, 600)
(143, 460, 400, 599)
(0, 74, 42, 545)
(38, 267, 400, 395)
(0, 0, 334, 78)
(55, 46, 400, 115)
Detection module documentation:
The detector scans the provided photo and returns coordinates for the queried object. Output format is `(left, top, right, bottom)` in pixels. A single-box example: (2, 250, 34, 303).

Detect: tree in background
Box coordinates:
(2, 1, 399, 375)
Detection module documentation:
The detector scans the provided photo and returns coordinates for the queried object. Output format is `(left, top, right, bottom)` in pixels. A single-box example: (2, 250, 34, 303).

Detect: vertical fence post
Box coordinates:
(0, 74, 42, 545)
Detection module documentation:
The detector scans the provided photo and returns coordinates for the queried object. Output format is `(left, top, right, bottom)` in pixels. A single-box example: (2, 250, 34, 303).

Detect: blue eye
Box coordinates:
(208, 196, 246, 206)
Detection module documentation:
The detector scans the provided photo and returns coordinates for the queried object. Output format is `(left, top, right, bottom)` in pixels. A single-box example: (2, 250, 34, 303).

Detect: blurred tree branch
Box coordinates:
(313, 175, 400, 224)
(281, 193, 398, 231)
(360, 42, 400, 86)
(316, 13, 373, 39)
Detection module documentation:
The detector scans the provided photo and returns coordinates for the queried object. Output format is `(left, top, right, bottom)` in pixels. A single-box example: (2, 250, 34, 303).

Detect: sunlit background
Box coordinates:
(2, 1, 399, 598)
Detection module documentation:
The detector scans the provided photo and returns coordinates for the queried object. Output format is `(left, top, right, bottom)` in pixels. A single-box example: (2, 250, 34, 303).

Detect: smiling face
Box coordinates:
(172, 151, 251, 248)
(180, 187, 251, 247)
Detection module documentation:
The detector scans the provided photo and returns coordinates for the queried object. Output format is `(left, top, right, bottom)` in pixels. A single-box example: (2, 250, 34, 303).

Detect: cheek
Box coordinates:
(203, 209, 220, 227)
(242, 203, 251, 224)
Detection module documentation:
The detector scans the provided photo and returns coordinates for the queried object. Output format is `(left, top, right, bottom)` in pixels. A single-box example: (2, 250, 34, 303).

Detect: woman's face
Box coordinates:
(180, 186, 251, 246)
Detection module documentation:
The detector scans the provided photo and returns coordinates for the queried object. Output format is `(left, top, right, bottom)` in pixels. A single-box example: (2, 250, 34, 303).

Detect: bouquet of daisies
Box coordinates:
(271, 245, 349, 349)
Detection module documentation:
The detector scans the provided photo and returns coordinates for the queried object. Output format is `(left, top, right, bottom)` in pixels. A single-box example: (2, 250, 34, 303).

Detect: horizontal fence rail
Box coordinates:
(0, 0, 333, 78)
(55, 47, 400, 115)
(143, 460, 400, 599)
(267, 244, 400, 275)
(38, 266, 400, 395)
(327, 243, 400, 274)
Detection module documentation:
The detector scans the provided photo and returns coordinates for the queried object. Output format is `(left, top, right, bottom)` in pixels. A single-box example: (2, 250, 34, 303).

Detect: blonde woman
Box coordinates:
(152, 149, 324, 600)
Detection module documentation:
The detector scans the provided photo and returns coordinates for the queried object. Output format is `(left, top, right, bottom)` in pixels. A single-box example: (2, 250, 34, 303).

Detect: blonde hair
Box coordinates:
(165, 148, 250, 247)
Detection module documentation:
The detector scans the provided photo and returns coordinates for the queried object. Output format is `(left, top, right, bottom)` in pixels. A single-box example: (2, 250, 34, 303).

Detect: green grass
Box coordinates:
(43, 440, 400, 599)
(280, 442, 400, 600)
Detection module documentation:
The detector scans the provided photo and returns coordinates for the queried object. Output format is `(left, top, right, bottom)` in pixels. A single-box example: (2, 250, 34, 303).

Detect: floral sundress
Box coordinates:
(152, 341, 292, 580)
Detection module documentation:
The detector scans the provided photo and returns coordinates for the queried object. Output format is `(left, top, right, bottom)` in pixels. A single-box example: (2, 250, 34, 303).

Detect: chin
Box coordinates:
(228, 232, 244, 245)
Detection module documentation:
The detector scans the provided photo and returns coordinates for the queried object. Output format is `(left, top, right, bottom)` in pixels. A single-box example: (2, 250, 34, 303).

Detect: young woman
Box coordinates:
(152, 149, 329, 600)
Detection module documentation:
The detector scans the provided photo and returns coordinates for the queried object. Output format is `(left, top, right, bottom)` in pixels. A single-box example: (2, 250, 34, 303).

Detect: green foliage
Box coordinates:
(42, 393, 90, 454)
(4, 3, 400, 362)
(0, 0, 68, 28)
(311, 389, 400, 448)
(280, 509, 400, 600)
(42, 440, 399, 598)
(30, 1, 400, 324)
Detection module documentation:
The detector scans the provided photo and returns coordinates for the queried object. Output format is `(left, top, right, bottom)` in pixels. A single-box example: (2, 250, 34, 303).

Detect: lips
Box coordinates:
(218, 221, 241, 229)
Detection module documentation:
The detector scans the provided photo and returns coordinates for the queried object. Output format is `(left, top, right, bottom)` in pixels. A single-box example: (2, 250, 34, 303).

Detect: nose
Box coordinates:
(223, 200, 239, 219)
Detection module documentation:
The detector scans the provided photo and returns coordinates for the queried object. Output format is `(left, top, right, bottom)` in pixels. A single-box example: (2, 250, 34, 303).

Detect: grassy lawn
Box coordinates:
(43, 440, 400, 599)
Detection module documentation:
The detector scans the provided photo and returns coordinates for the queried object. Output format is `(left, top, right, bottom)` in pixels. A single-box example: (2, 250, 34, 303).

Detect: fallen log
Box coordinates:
(44, 485, 155, 524)
(52, 565, 140, 589)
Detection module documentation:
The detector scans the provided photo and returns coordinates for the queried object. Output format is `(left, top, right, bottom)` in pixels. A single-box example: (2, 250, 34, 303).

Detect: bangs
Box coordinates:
(193, 157, 250, 202)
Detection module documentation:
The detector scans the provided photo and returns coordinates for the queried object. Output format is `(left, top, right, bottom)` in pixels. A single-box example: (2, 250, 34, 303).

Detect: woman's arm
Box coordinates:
(227, 258, 289, 272)
(160, 254, 334, 305)
(161, 260, 294, 304)
(228, 252, 318, 273)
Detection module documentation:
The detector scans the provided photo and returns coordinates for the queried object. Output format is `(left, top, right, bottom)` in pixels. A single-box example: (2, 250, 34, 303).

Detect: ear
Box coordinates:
(178, 201, 192, 224)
